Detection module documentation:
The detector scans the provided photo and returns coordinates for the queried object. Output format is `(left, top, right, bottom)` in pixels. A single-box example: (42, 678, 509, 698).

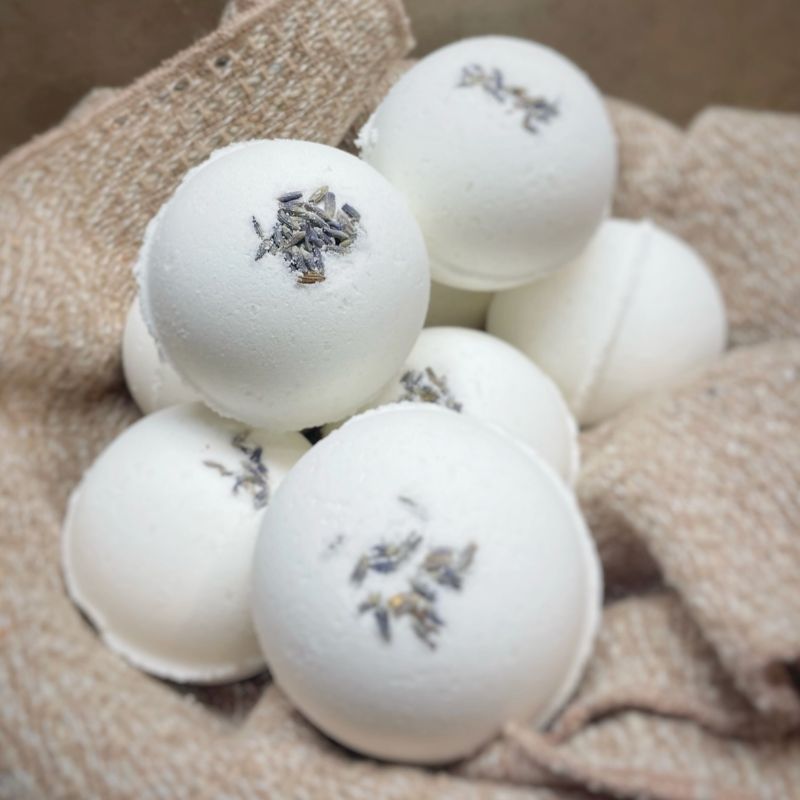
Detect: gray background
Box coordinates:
(1, 0, 799, 157)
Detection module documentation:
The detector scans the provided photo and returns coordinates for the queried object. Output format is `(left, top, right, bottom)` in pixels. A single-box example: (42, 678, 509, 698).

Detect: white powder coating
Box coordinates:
(122, 296, 200, 414)
(358, 36, 617, 291)
(327, 327, 579, 483)
(136, 139, 430, 431)
(424, 280, 494, 329)
(487, 219, 728, 427)
(252, 405, 601, 764)
(62, 403, 310, 684)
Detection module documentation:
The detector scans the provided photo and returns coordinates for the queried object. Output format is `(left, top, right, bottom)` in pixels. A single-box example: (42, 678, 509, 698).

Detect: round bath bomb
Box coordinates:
(62, 402, 310, 683)
(136, 139, 430, 431)
(358, 36, 616, 291)
(252, 405, 601, 764)
(122, 296, 200, 414)
(487, 218, 728, 427)
(326, 327, 579, 483)
(424, 280, 493, 329)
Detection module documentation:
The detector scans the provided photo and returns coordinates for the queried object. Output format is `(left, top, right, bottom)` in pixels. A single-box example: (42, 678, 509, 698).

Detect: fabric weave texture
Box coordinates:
(1, 2, 799, 798)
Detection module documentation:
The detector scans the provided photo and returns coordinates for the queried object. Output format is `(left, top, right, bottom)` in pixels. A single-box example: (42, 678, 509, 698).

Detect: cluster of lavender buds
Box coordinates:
(350, 532, 422, 584)
(458, 64, 559, 134)
(352, 534, 477, 650)
(252, 186, 360, 284)
(399, 367, 463, 412)
(203, 431, 269, 509)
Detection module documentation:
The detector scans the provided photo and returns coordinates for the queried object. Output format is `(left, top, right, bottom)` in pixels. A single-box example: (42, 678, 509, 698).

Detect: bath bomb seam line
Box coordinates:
(571, 219, 653, 420)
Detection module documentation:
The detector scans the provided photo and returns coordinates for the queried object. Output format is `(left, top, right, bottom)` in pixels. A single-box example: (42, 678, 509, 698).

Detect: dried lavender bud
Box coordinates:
(399, 368, 462, 412)
(324, 227, 348, 242)
(203, 461, 232, 477)
(358, 593, 381, 613)
(309, 185, 328, 204)
(412, 619, 437, 649)
(457, 64, 559, 134)
(285, 230, 305, 248)
(398, 495, 428, 521)
(375, 607, 391, 642)
(351, 555, 370, 584)
(296, 271, 325, 285)
(253, 187, 362, 284)
(350, 533, 477, 648)
(435, 567, 462, 590)
(410, 578, 436, 602)
(204, 432, 270, 510)
(341, 203, 360, 220)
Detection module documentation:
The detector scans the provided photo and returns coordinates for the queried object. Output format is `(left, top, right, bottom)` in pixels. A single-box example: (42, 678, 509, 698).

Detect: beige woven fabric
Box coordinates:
(606, 97, 684, 222)
(0, 0, 411, 398)
(2, 4, 800, 799)
(653, 108, 800, 348)
(578, 341, 800, 728)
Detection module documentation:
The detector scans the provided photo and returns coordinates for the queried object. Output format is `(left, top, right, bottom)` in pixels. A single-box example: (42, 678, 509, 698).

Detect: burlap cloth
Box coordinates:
(1, 1, 800, 797)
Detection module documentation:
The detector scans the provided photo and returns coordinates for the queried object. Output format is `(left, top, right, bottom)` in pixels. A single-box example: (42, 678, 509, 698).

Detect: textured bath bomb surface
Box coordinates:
(358, 36, 616, 291)
(62, 403, 310, 683)
(487, 218, 728, 426)
(122, 296, 200, 415)
(325, 327, 579, 484)
(136, 139, 430, 431)
(252, 405, 601, 764)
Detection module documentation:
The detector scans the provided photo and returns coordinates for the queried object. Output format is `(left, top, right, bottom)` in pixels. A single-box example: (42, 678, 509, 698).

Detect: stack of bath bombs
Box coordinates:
(67, 125, 599, 762)
(65, 138, 431, 682)
(359, 35, 727, 419)
(63, 32, 729, 766)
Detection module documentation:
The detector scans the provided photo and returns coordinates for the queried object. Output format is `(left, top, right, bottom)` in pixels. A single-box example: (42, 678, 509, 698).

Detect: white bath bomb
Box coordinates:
(122, 296, 200, 414)
(62, 403, 310, 683)
(424, 280, 493, 329)
(487, 219, 728, 426)
(252, 405, 601, 764)
(358, 36, 616, 291)
(136, 139, 430, 431)
(326, 328, 579, 483)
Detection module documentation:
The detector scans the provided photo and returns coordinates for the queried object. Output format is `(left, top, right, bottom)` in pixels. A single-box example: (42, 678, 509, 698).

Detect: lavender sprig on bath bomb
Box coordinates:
(357, 35, 617, 291)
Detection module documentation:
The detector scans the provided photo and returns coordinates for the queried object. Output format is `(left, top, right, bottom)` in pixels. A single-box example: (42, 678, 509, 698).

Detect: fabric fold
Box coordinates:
(578, 340, 800, 727)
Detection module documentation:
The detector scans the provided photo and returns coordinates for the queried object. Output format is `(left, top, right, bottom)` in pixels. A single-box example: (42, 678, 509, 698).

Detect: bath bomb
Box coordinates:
(252, 405, 601, 764)
(62, 402, 310, 683)
(358, 36, 616, 291)
(325, 327, 579, 483)
(487, 219, 728, 427)
(122, 296, 200, 414)
(136, 139, 430, 431)
(424, 280, 493, 329)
